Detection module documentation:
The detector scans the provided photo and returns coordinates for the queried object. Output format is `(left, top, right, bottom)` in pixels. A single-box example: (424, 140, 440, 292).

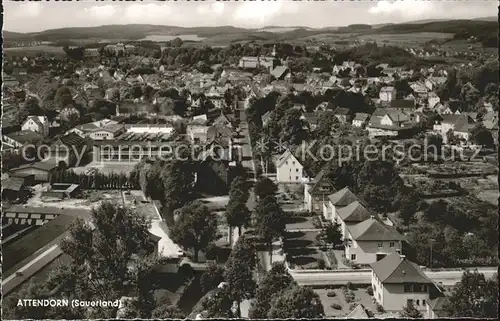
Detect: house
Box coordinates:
(270, 66, 291, 81)
(304, 170, 337, 212)
(433, 114, 474, 143)
(344, 216, 405, 264)
(187, 125, 209, 144)
(333, 108, 350, 123)
(379, 86, 397, 102)
(366, 110, 417, 138)
(8, 161, 59, 182)
(315, 101, 336, 112)
(275, 149, 305, 183)
(334, 200, 372, 239)
(426, 296, 451, 319)
(47, 132, 90, 167)
(212, 112, 234, 129)
(88, 124, 125, 141)
(300, 113, 319, 130)
(427, 92, 440, 109)
(22, 116, 49, 137)
(323, 187, 359, 221)
(352, 113, 371, 128)
(410, 82, 429, 97)
(2, 176, 26, 200)
(261, 111, 273, 127)
(371, 253, 434, 312)
(388, 99, 416, 111)
(206, 126, 233, 145)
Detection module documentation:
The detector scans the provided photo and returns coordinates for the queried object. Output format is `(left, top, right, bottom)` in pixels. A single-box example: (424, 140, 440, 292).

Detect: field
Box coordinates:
(4, 45, 65, 55)
(356, 32, 454, 45)
(3, 214, 76, 275)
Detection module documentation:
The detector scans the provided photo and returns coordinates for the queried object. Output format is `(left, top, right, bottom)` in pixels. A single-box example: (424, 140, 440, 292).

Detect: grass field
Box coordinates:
(3, 214, 76, 273)
(4, 45, 65, 55)
(356, 32, 454, 45)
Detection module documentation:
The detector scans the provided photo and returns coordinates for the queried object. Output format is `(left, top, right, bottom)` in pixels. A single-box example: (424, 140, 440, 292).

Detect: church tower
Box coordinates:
(272, 44, 277, 57)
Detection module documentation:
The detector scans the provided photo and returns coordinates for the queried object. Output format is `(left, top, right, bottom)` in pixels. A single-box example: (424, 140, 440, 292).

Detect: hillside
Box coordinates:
(4, 19, 497, 47)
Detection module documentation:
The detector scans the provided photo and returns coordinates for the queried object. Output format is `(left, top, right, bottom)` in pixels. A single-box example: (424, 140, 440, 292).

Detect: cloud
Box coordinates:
(84, 5, 117, 20)
(124, 4, 173, 22)
(368, 0, 434, 18)
(17, 2, 43, 18)
(197, 2, 225, 15)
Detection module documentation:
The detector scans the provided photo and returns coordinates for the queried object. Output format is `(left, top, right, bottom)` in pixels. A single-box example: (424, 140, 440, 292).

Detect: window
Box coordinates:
(377, 242, 383, 247)
(404, 284, 413, 293)
(296, 176, 299, 180)
(351, 254, 357, 261)
(390, 242, 395, 248)
(416, 299, 420, 306)
(296, 168, 299, 172)
(423, 300, 426, 306)
(292, 161, 296, 165)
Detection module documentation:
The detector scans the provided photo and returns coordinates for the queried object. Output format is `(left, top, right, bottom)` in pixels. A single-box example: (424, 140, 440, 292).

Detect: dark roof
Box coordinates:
(348, 217, 405, 241)
(337, 201, 371, 223)
(56, 132, 86, 146)
(5, 131, 43, 145)
(308, 171, 336, 195)
(353, 113, 371, 121)
(3, 205, 90, 216)
(327, 187, 359, 206)
(2, 177, 25, 192)
(334, 107, 350, 115)
(10, 161, 58, 173)
(389, 99, 415, 109)
(370, 253, 432, 284)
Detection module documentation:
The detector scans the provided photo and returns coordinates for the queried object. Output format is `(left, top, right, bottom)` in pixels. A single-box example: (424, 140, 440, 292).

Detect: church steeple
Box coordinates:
(272, 44, 277, 57)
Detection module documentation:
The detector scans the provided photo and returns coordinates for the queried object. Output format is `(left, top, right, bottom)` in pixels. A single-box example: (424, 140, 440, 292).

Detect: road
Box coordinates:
(292, 267, 498, 286)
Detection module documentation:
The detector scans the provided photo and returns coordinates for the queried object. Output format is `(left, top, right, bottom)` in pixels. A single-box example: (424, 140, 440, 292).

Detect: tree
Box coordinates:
(34, 202, 156, 319)
(202, 287, 235, 318)
(443, 270, 498, 318)
(268, 285, 325, 318)
(170, 201, 219, 262)
(254, 176, 278, 199)
(279, 108, 308, 146)
(318, 221, 342, 247)
(225, 198, 251, 238)
(470, 123, 494, 147)
(224, 236, 257, 316)
(316, 110, 339, 137)
(200, 263, 225, 293)
(161, 159, 195, 209)
(151, 304, 185, 319)
(55, 86, 74, 109)
(394, 79, 413, 99)
(249, 262, 296, 318)
(401, 300, 423, 318)
(255, 196, 286, 264)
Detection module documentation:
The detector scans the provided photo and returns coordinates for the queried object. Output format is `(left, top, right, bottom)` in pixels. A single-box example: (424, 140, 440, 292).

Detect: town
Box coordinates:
(2, 2, 499, 320)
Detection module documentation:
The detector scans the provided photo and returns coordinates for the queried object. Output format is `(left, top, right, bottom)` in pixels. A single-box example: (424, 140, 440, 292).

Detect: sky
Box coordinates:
(3, 0, 498, 33)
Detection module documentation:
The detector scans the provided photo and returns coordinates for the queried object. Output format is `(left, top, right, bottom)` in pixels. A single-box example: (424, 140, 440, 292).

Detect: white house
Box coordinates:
(323, 187, 359, 221)
(22, 116, 49, 137)
(371, 253, 435, 312)
(275, 149, 304, 183)
(352, 113, 371, 128)
(427, 92, 440, 109)
(344, 216, 405, 264)
(88, 124, 125, 141)
(379, 86, 397, 102)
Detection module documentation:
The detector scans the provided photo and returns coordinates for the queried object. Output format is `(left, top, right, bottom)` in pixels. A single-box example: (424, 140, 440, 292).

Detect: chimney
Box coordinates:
(400, 254, 406, 260)
(370, 215, 375, 219)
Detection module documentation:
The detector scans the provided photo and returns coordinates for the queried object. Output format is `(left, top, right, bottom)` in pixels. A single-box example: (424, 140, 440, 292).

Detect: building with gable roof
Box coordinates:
(335, 200, 372, 238)
(379, 86, 397, 102)
(345, 216, 405, 264)
(22, 116, 49, 137)
(371, 253, 436, 312)
(322, 187, 359, 221)
(275, 149, 305, 183)
(304, 170, 337, 212)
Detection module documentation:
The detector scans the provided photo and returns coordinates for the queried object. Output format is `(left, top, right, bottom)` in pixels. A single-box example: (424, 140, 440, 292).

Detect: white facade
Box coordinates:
(345, 238, 402, 265)
(379, 87, 397, 102)
(22, 116, 49, 137)
(88, 130, 118, 141)
(372, 271, 431, 312)
(276, 152, 304, 183)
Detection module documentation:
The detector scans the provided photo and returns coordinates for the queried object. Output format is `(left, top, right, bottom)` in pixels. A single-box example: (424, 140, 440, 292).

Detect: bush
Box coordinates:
(366, 309, 375, 317)
(349, 303, 357, 311)
(331, 303, 342, 310)
(318, 259, 326, 269)
(376, 303, 385, 313)
(366, 286, 374, 296)
(346, 281, 354, 290)
(327, 290, 336, 297)
(345, 292, 355, 303)
(311, 216, 322, 228)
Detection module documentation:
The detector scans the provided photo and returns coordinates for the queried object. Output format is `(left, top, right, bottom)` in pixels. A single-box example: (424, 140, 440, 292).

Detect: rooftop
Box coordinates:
(370, 253, 432, 284)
